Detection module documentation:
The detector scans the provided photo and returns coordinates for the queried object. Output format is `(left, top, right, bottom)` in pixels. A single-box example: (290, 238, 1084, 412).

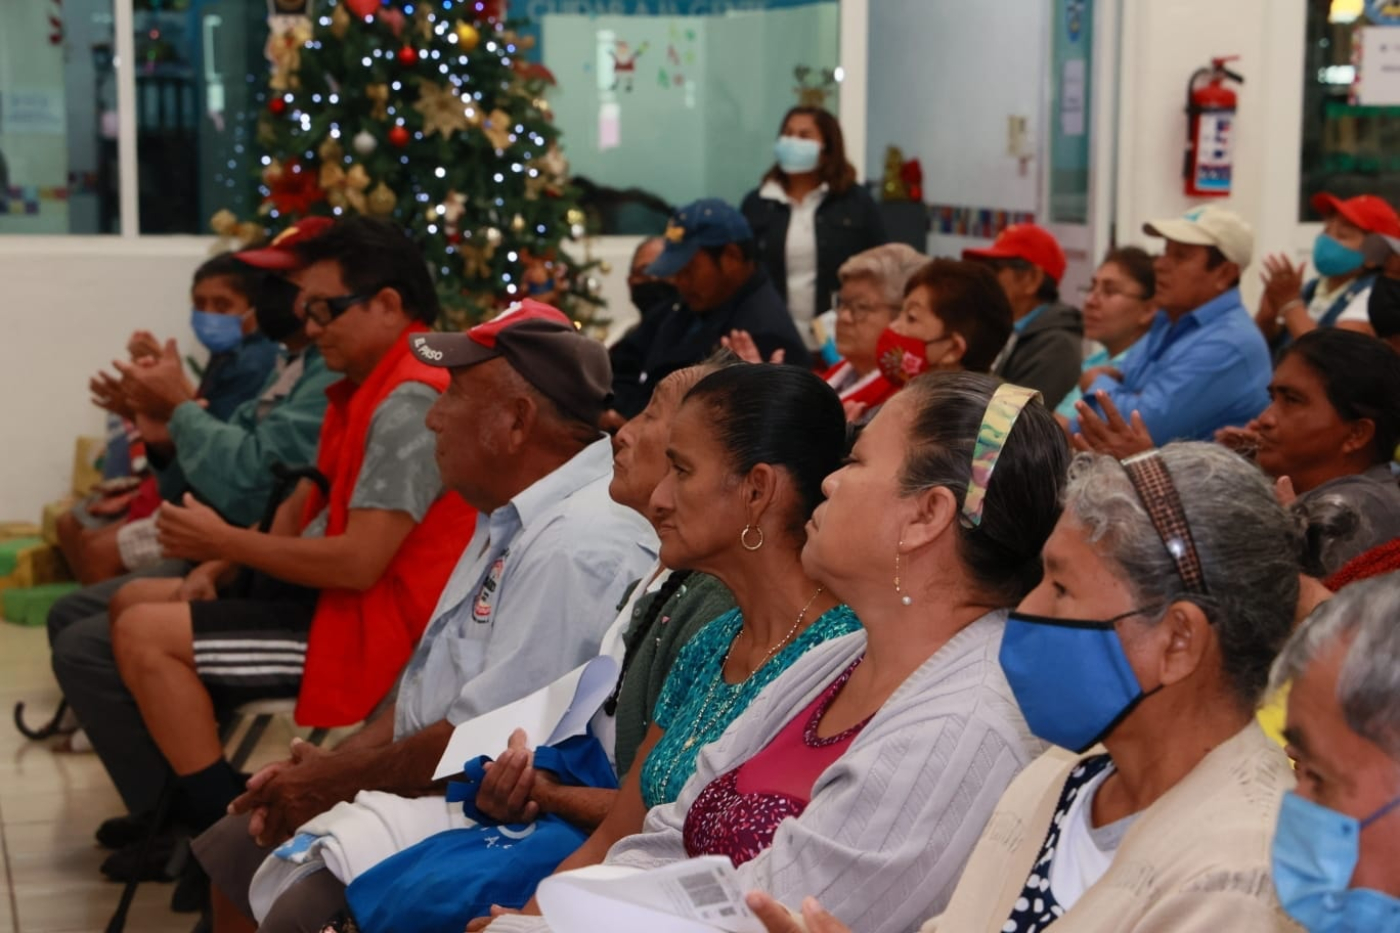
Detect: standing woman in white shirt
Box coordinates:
(742, 107, 888, 353)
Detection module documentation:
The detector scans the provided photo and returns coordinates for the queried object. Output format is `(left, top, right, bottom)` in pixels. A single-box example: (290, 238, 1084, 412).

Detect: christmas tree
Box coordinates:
(214, 0, 602, 331)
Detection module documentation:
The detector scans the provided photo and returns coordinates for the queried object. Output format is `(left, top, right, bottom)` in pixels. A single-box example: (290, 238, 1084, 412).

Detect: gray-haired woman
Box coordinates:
(752, 442, 1306, 932)
(724, 243, 926, 423)
(1268, 571, 1400, 931)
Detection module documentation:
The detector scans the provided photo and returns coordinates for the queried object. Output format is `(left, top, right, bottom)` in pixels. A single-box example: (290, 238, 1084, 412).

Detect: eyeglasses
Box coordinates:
(301, 290, 384, 326)
(1078, 282, 1147, 301)
(832, 296, 897, 320)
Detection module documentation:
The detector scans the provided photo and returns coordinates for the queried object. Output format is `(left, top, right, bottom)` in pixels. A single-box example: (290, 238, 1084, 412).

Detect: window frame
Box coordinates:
(2, 0, 869, 245)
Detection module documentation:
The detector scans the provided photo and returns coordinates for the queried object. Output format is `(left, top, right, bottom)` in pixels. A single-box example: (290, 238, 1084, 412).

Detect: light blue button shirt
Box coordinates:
(1069, 288, 1272, 443)
(393, 438, 658, 739)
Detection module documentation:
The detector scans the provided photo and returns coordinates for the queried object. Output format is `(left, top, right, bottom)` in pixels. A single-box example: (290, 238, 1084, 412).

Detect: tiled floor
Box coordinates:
(0, 620, 300, 933)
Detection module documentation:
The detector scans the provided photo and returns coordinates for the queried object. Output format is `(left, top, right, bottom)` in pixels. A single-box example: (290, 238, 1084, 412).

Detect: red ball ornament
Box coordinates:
(345, 0, 378, 17)
(388, 125, 410, 148)
(268, 96, 288, 116)
(397, 46, 419, 66)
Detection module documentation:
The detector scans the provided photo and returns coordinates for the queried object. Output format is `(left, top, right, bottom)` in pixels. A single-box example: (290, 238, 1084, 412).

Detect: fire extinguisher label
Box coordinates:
(1193, 112, 1234, 193)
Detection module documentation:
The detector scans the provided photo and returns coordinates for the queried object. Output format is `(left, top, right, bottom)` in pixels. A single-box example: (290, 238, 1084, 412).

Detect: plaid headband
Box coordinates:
(963, 384, 1042, 527)
(1120, 451, 1209, 595)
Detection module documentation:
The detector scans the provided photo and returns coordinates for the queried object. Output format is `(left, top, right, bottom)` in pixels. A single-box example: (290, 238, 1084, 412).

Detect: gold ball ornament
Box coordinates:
(510, 213, 526, 233)
(485, 226, 503, 247)
(565, 208, 585, 226)
(366, 182, 398, 217)
(599, 260, 613, 274)
(454, 22, 481, 51)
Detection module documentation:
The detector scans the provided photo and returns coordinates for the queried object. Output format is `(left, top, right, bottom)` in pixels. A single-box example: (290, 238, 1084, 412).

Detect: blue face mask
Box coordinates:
(999, 609, 1159, 753)
(1272, 790, 1400, 932)
(1312, 233, 1365, 277)
(774, 135, 821, 174)
(190, 309, 246, 353)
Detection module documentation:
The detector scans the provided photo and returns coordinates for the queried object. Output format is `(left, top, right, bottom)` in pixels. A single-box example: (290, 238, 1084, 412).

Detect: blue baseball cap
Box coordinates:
(646, 198, 754, 279)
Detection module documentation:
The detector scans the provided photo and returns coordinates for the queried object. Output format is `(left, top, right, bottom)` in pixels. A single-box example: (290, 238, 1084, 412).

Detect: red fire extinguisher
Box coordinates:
(1183, 56, 1244, 197)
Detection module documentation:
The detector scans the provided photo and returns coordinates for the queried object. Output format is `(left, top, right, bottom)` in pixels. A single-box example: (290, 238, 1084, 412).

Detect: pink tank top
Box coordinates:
(683, 657, 870, 865)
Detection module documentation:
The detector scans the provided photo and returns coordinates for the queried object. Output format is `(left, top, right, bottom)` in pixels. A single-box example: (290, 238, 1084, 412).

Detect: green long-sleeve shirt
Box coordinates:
(155, 347, 339, 526)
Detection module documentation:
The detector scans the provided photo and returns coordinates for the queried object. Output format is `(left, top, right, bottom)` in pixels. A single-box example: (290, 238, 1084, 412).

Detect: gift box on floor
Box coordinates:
(0, 538, 71, 591)
(41, 498, 75, 547)
(0, 522, 42, 541)
(72, 435, 105, 497)
(2, 582, 81, 627)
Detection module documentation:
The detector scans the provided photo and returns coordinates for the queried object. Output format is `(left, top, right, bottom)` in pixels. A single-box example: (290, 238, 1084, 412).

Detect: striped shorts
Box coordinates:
(190, 588, 318, 709)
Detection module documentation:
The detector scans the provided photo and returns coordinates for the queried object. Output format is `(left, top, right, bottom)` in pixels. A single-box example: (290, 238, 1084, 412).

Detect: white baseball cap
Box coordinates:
(1143, 204, 1254, 268)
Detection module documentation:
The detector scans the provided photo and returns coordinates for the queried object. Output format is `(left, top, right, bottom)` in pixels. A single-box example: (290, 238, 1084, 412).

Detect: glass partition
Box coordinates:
(531, 0, 842, 234)
(0, 0, 121, 233)
(1299, 0, 1400, 219)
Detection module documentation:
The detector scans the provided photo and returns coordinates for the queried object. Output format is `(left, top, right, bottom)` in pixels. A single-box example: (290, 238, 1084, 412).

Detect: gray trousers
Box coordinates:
(47, 560, 189, 815)
(194, 812, 348, 932)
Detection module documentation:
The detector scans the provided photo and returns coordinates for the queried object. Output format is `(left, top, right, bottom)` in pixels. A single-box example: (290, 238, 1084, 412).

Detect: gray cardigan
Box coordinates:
(491, 611, 1044, 933)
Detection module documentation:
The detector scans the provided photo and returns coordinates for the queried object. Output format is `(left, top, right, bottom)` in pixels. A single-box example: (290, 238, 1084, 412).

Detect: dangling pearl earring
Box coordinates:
(894, 543, 912, 606)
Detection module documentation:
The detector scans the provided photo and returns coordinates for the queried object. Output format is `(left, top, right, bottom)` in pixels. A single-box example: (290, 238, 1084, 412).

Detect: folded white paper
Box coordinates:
(432, 655, 620, 781)
(537, 857, 767, 933)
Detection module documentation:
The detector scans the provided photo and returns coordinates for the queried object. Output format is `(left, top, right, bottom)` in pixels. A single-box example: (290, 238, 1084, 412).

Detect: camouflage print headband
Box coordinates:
(963, 384, 1042, 527)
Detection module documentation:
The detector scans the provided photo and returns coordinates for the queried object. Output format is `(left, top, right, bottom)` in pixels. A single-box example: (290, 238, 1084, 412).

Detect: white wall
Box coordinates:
(1114, 0, 1308, 308)
(0, 239, 203, 520)
(865, 0, 1048, 258)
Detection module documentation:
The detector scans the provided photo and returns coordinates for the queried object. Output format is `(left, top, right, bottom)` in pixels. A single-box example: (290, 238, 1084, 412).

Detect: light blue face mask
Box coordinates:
(774, 135, 821, 174)
(1272, 789, 1400, 932)
(190, 309, 246, 353)
(1312, 233, 1366, 277)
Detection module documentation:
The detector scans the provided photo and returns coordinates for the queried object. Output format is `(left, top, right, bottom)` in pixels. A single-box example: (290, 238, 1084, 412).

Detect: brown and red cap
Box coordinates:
(410, 299, 613, 428)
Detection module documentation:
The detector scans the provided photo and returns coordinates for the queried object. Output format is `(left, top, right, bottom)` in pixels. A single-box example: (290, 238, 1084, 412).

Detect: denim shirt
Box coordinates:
(1070, 288, 1271, 443)
(394, 438, 658, 739)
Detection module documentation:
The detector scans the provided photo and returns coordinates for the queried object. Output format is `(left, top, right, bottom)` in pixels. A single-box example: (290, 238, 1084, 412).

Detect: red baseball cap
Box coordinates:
(236, 216, 335, 270)
(1310, 193, 1400, 238)
(963, 223, 1067, 284)
(410, 299, 613, 427)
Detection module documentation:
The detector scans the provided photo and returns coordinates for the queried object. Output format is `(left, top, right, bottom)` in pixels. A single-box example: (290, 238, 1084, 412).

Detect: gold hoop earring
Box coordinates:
(895, 543, 912, 606)
(741, 524, 764, 551)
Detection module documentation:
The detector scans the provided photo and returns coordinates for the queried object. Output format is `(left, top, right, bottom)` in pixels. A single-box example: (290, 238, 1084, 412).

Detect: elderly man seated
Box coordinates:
(1269, 571, 1400, 930)
(194, 301, 657, 933)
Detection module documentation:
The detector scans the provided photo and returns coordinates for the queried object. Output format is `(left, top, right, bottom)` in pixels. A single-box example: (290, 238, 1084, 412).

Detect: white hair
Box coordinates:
(837, 243, 928, 309)
(1271, 571, 1400, 761)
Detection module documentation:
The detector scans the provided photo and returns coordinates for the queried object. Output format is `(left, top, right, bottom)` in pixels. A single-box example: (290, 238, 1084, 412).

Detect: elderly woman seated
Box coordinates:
(753, 441, 1310, 932)
(1074, 328, 1400, 579)
(1269, 571, 1400, 931)
(820, 243, 927, 422)
(487, 372, 1069, 933)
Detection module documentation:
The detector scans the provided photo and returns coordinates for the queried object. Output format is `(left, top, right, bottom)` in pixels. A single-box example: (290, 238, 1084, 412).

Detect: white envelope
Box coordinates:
(432, 655, 620, 780)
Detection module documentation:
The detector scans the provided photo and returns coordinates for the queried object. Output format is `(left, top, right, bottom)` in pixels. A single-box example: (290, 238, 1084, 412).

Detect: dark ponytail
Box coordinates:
(684, 364, 847, 539)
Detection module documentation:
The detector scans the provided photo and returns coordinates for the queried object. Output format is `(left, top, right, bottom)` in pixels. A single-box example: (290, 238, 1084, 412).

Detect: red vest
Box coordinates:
(295, 326, 477, 726)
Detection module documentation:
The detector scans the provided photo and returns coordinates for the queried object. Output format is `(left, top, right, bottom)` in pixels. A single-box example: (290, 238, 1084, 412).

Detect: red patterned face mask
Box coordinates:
(876, 326, 942, 386)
